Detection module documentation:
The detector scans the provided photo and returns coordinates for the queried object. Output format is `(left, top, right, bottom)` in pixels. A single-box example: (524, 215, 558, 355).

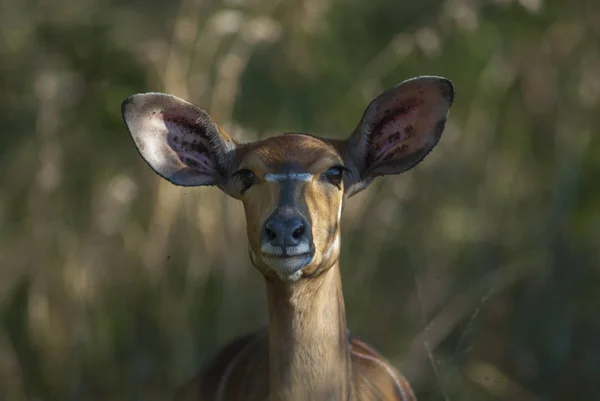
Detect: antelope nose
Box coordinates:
(263, 214, 309, 248)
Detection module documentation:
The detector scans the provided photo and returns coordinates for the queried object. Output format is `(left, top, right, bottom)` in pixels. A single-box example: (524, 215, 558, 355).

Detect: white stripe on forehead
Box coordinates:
(264, 173, 314, 182)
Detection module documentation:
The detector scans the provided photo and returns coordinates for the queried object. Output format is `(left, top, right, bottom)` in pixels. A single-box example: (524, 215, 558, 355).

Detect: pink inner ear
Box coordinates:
(366, 96, 430, 166)
(159, 111, 219, 173)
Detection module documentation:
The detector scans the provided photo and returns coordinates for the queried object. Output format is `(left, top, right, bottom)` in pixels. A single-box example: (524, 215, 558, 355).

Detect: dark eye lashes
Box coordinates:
(234, 169, 256, 193)
(325, 166, 345, 188)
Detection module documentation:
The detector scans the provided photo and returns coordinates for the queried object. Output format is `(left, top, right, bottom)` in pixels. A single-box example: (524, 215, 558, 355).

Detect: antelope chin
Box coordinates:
(263, 253, 314, 281)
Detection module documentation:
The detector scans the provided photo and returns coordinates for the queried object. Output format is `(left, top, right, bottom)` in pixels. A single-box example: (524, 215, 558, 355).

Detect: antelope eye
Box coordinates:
(235, 169, 256, 193)
(325, 166, 344, 187)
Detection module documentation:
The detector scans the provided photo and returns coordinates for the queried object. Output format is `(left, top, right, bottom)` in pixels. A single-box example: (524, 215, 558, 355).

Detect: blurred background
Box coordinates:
(1, 0, 600, 399)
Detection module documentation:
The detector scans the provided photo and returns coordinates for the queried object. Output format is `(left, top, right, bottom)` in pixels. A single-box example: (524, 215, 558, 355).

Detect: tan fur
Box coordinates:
(174, 135, 416, 401)
(123, 77, 455, 401)
(174, 266, 415, 401)
(234, 135, 346, 280)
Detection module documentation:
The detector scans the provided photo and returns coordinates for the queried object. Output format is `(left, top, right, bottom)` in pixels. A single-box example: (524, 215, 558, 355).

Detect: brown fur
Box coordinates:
(231, 135, 348, 280)
(174, 265, 415, 401)
(172, 135, 419, 401)
(122, 77, 455, 401)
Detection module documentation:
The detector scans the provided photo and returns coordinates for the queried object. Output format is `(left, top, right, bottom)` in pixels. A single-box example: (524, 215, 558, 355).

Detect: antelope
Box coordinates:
(121, 75, 455, 401)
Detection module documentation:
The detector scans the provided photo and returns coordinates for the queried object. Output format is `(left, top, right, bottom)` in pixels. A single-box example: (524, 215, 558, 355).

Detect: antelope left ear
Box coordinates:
(344, 76, 455, 197)
(122, 93, 237, 187)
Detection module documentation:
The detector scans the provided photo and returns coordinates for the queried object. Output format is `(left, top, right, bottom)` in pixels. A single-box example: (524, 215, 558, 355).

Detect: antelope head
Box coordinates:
(122, 76, 454, 282)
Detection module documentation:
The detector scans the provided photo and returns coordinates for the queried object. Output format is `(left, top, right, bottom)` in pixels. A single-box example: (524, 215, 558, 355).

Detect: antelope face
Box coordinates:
(233, 134, 346, 280)
(121, 76, 455, 281)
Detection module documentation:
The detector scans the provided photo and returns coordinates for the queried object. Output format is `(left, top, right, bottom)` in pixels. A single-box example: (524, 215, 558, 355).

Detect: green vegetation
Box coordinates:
(1, 0, 599, 399)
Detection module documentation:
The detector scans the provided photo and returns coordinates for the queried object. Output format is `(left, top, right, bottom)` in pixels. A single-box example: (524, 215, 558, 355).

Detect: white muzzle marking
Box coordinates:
(261, 242, 311, 257)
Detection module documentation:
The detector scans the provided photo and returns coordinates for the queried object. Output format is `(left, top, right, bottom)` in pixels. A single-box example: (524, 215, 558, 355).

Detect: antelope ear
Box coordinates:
(345, 76, 455, 197)
(121, 93, 236, 187)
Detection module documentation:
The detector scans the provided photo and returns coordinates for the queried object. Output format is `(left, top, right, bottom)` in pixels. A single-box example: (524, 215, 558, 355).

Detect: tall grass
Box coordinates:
(1, 0, 599, 400)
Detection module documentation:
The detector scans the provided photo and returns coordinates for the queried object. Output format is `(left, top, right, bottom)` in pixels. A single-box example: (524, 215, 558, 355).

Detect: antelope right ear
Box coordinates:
(121, 93, 237, 187)
(344, 76, 455, 197)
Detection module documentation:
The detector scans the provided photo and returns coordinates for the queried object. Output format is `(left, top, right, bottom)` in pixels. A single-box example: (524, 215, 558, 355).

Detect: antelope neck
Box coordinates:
(265, 262, 352, 401)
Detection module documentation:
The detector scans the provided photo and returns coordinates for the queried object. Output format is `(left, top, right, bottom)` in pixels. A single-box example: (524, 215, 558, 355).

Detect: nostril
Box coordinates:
(292, 224, 305, 240)
(265, 225, 277, 241)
